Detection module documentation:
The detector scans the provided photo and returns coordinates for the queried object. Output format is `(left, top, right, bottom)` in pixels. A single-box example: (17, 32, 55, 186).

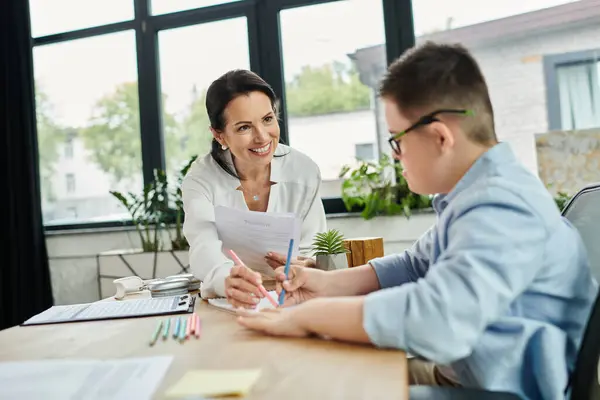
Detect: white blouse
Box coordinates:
(181, 144, 327, 298)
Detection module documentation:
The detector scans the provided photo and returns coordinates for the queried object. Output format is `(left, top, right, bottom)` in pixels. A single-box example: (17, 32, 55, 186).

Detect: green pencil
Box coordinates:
(149, 320, 163, 346)
(162, 318, 171, 340)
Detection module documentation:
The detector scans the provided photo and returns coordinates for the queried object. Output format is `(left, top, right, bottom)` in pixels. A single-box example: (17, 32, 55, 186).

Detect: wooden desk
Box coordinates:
(0, 296, 408, 399)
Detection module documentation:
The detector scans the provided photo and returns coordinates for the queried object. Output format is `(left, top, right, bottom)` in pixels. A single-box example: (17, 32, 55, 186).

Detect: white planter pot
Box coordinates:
(316, 253, 348, 271)
(97, 249, 190, 299)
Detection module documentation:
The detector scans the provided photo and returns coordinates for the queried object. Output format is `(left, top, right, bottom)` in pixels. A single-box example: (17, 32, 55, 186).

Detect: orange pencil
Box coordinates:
(190, 312, 197, 335)
(228, 249, 279, 308)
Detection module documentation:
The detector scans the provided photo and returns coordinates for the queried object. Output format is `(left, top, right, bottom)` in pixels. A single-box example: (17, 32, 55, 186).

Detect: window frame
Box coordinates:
(543, 47, 600, 131)
(30, 0, 415, 231)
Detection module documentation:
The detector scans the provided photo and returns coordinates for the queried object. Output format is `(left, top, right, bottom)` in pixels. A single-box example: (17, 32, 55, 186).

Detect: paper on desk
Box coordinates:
(165, 369, 262, 398)
(215, 206, 301, 277)
(22, 295, 193, 325)
(207, 290, 278, 314)
(0, 356, 172, 400)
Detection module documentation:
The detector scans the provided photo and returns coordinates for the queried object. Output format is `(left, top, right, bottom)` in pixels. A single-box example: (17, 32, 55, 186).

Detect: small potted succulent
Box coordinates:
(311, 229, 349, 271)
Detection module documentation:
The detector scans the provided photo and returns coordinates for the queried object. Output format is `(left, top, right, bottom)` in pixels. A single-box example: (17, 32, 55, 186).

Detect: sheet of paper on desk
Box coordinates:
(0, 356, 172, 400)
(215, 206, 301, 277)
(22, 295, 193, 325)
(207, 290, 278, 314)
(165, 369, 261, 398)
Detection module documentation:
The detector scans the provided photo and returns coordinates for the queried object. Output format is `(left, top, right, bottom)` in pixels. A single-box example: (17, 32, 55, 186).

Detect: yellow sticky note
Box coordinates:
(165, 369, 261, 398)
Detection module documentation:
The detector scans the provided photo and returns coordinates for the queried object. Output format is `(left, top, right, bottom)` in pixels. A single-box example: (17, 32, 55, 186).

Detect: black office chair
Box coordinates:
(562, 183, 600, 400)
(410, 183, 600, 400)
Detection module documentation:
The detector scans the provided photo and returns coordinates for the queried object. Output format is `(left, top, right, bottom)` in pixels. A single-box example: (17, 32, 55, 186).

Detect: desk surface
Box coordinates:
(0, 295, 408, 399)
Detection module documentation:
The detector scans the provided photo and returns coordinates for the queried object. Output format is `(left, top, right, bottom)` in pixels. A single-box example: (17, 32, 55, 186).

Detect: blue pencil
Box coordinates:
(173, 317, 180, 339)
(278, 238, 295, 306)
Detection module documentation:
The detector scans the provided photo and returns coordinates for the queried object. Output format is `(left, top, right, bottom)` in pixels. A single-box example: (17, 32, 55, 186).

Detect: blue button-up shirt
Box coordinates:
(363, 142, 597, 400)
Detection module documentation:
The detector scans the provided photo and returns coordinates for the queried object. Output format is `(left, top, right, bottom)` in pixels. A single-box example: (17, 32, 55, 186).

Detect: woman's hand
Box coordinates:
(237, 307, 309, 338)
(224, 264, 264, 309)
(264, 252, 316, 269)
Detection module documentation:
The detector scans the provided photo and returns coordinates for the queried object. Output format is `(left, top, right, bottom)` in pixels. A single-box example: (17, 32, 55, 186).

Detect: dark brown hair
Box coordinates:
(379, 41, 497, 144)
(206, 69, 282, 179)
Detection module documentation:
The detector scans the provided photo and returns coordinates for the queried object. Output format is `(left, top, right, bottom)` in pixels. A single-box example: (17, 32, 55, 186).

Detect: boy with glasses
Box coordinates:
(237, 42, 597, 399)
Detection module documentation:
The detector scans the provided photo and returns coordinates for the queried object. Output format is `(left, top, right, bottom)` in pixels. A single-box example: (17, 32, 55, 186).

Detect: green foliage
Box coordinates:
(339, 154, 432, 220)
(35, 86, 66, 202)
(168, 88, 212, 173)
(554, 191, 571, 212)
(110, 169, 170, 252)
(286, 61, 371, 117)
(311, 229, 348, 256)
(110, 154, 197, 252)
(81, 82, 179, 183)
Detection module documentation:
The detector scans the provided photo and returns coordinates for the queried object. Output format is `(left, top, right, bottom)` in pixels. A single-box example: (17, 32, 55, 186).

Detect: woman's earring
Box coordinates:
(221, 144, 228, 150)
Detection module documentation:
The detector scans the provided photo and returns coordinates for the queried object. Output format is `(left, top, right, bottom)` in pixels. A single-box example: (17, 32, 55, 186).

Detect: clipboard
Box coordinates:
(21, 295, 196, 326)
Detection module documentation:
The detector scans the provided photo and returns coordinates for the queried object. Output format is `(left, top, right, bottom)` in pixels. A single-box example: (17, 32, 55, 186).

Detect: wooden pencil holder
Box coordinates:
(343, 237, 384, 268)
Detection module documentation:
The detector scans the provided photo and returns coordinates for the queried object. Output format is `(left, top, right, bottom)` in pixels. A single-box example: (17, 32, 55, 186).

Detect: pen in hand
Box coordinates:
(278, 239, 295, 306)
(228, 249, 278, 308)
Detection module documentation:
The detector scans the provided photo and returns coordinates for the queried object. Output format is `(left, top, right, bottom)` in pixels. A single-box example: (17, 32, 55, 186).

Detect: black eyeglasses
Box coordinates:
(387, 109, 474, 154)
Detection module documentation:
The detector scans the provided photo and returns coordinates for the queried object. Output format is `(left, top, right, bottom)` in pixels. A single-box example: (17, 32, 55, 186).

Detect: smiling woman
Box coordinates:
(181, 69, 327, 305)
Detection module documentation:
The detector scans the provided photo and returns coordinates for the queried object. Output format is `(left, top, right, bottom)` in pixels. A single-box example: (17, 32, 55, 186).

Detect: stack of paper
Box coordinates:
(0, 357, 172, 400)
(214, 206, 301, 277)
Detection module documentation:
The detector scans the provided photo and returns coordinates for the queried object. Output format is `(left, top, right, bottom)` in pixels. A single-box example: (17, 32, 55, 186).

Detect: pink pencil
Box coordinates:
(190, 312, 197, 335)
(228, 249, 279, 308)
(195, 315, 201, 338)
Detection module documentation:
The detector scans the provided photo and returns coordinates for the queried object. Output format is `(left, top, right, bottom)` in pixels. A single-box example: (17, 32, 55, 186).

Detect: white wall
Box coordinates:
(469, 23, 600, 174)
(46, 211, 436, 305)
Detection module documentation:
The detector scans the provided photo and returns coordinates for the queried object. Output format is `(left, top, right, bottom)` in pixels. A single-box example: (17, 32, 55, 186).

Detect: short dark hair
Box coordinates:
(379, 41, 497, 145)
(205, 69, 282, 178)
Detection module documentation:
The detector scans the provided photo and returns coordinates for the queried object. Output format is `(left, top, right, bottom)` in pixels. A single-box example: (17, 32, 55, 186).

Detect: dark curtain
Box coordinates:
(0, 0, 53, 330)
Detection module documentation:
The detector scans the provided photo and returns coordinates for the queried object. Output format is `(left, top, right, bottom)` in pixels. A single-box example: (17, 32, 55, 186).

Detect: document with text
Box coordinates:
(0, 356, 173, 400)
(214, 206, 301, 277)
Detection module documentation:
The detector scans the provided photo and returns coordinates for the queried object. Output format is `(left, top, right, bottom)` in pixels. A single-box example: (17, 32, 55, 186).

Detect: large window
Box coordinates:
(29, 0, 409, 229)
(158, 18, 251, 178)
(29, 0, 133, 38)
(280, 0, 389, 198)
(33, 31, 141, 225)
(412, 0, 600, 196)
(151, 0, 242, 16)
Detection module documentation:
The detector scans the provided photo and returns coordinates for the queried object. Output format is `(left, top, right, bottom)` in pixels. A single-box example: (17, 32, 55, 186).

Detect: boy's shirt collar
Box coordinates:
(432, 142, 515, 214)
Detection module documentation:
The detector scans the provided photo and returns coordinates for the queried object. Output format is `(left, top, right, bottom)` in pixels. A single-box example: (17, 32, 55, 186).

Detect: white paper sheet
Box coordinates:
(214, 206, 301, 277)
(0, 356, 173, 400)
(207, 290, 278, 314)
(23, 295, 193, 325)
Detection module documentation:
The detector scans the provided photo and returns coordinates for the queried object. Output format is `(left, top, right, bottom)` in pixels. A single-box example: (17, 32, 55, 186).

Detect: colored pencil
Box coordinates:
(190, 312, 197, 335)
(162, 318, 171, 340)
(278, 239, 295, 306)
(149, 320, 163, 346)
(195, 314, 201, 338)
(186, 315, 192, 338)
(173, 317, 180, 339)
(179, 317, 187, 342)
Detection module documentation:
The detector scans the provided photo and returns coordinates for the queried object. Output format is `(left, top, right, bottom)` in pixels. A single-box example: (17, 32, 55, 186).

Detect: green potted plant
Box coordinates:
(339, 154, 432, 220)
(98, 168, 190, 297)
(311, 229, 349, 271)
(110, 168, 169, 252)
